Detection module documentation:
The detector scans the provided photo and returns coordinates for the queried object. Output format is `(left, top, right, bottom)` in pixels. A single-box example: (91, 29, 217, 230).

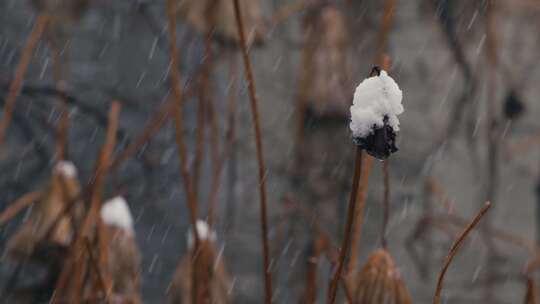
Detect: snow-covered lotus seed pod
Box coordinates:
(99, 196, 142, 304)
(168, 219, 230, 304)
(349, 68, 403, 159)
(5, 161, 83, 261)
(353, 249, 412, 304)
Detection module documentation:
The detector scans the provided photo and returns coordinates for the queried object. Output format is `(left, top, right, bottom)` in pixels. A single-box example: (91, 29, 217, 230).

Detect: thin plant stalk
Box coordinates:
(381, 160, 390, 249)
(207, 65, 237, 227)
(48, 38, 69, 162)
(346, 0, 396, 272)
(165, 0, 200, 244)
(0, 15, 49, 148)
(192, 0, 219, 204)
(433, 201, 492, 304)
(109, 85, 197, 172)
(84, 237, 110, 299)
(53, 101, 120, 303)
(0, 192, 43, 225)
(165, 1, 203, 302)
(232, 1, 272, 303)
(347, 153, 374, 276)
(327, 148, 363, 304)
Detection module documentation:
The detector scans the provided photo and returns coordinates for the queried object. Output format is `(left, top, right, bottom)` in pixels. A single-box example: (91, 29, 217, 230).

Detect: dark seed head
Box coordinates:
(352, 116, 398, 160)
(504, 90, 525, 120)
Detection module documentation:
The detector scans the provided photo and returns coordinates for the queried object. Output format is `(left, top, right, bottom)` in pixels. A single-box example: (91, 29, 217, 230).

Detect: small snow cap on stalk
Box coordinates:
(187, 219, 217, 249)
(350, 67, 403, 159)
(101, 196, 134, 234)
(54, 160, 78, 178)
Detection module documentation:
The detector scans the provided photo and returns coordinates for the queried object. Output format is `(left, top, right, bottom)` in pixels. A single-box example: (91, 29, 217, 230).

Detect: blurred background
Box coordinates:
(1, 0, 540, 303)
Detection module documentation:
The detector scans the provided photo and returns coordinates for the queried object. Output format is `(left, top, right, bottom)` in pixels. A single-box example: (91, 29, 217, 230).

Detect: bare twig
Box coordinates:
(84, 237, 110, 300)
(233, 1, 273, 302)
(433, 201, 492, 304)
(381, 160, 390, 249)
(208, 54, 238, 227)
(166, 1, 203, 302)
(327, 148, 363, 304)
(0, 191, 42, 225)
(0, 15, 49, 149)
(347, 0, 396, 276)
(48, 38, 69, 162)
(53, 102, 120, 303)
(165, 0, 200, 244)
(347, 153, 374, 276)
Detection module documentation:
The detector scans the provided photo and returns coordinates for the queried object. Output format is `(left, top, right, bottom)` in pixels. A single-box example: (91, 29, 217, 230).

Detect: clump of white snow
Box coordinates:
(54, 161, 78, 178)
(187, 219, 217, 249)
(349, 70, 403, 138)
(100, 196, 134, 234)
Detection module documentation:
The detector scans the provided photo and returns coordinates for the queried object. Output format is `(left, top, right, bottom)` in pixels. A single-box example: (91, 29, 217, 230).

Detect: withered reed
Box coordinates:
(53, 101, 120, 303)
(165, 0, 200, 244)
(232, 0, 272, 302)
(433, 201, 492, 304)
(0, 15, 49, 149)
(327, 148, 363, 304)
(0, 192, 43, 225)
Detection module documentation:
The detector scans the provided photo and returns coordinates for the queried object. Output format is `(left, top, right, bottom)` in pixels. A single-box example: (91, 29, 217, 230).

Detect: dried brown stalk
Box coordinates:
(375, 0, 397, 65)
(433, 201, 492, 304)
(0, 192, 43, 225)
(48, 39, 69, 162)
(0, 15, 49, 149)
(484, 0, 500, 210)
(53, 101, 120, 303)
(381, 160, 390, 249)
(232, 0, 272, 302)
(208, 54, 238, 227)
(192, 41, 214, 202)
(165, 0, 200, 244)
(426, 177, 454, 213)
(347, 56, 392, 277)
(347, 33, 394, 277)
(166, 1, 204, 302)
(97, 217, 113, 299)
(109, 85, 198, 172)
(348, 153, 374, 275)
(110, 97, 175, 171)
(524, 277, 539, 304)
(84, 237, 110, 299)
(328, 148, 363, 304)
(302, 236, 324, 304)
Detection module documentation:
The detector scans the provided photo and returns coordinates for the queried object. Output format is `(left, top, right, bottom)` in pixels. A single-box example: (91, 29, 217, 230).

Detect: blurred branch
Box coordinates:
(0, 191, 42, 225)
(0, 15, 49, 149)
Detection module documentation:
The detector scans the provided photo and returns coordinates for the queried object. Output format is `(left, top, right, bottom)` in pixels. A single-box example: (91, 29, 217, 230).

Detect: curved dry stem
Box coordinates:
(0, 15, 49, 149)
(53, 101, 120, 304)
(433, 201, 492, 304)
(232, 1, 273, 303)
(165, 0, 200, 244)
(0, 191, 43, 225)
(381, 160, 390, 249)
(327, 148, 363, 304)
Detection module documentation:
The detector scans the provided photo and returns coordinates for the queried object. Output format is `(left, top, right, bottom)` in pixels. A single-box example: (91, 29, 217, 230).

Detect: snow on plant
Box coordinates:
(101, 196, 134, 234)
(187, 219, 217, 249)
(349, 67, 403, 159)
(54, 160, 78, 178)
